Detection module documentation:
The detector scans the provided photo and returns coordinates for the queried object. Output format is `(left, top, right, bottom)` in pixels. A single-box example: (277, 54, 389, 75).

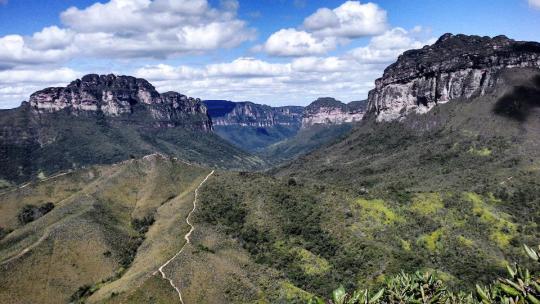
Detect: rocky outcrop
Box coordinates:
(367, 34, 540, 121)
(29, 74, 212, 130)
(302, 97, 366, 128)
(204, 100, 303, 128)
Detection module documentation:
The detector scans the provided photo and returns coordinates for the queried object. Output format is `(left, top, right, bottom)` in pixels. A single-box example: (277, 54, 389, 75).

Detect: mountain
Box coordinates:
(205, 98, 366, 161)
(2, 34, 540, 304)
(259, 98, 366, 162)
(367, 33, 540, 121)
(302, 97, 366, 128)
(271, 34, 540, 293)
(30, 74, 212, 130)
(203, 100, 303, 152)
(0, 74, 263, 184)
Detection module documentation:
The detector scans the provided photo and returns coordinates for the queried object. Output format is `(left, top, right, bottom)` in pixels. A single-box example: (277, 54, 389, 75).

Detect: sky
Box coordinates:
(0, 0, 539, 108)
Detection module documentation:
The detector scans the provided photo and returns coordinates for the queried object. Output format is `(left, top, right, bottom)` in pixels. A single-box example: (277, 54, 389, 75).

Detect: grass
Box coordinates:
(355, 198, 401, 225)
(463, 192, 517, 248)
(409, 193, 444, 216)
(417, 228, 445, 252)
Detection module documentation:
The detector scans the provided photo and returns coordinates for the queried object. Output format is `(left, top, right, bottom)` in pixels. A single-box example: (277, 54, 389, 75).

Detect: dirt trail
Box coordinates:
(156, 170, 214, 304)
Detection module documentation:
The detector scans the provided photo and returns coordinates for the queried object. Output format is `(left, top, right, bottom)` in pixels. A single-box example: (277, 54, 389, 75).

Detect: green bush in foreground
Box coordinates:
(314, 244, 540, 304)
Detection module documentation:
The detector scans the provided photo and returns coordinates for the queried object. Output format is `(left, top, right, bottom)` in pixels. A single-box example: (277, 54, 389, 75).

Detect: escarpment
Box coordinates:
(367, 33, 540, 121)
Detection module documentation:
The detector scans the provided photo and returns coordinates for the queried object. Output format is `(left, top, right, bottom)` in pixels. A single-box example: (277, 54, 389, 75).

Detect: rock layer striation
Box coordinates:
(29, 74, 212, 130)
(367, 34, 540, 121)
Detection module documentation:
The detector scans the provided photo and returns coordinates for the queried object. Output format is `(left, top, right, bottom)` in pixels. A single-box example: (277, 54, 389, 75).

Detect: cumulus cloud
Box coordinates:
(0, 34, 76, 68)
(134, 57, 378, 105)
(0, 0, 254, 67)
(133, 27, 433, 106)
(0, 67, 81, 108)
(259, 1, 388, 57)
(348, 27, 434, 64)
(304, 1, 387, 38)
(529, 0, 540, 9)
(257, 29, 338, 57)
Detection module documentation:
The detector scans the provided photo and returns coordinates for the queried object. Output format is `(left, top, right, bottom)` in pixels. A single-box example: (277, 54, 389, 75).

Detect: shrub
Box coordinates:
(322, 244, 540, 304)
(17, 202, 55, 225)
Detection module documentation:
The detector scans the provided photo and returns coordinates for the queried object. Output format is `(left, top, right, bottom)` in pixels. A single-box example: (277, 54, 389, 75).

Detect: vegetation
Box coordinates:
(319, 244, 540, 304)
(260, 123, 353, 163)
(17, 202, 55, 225)
(213, 124, 301, 153)
(0, 106, 264, 184)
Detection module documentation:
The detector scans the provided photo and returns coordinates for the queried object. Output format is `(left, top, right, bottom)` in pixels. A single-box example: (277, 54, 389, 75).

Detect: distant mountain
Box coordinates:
(205, 100, 303, 127)
(0, 74, 263, 184)
(205, 98, 365, 158)
(204, 100, 303, 153)
(302, 97, 366, 128)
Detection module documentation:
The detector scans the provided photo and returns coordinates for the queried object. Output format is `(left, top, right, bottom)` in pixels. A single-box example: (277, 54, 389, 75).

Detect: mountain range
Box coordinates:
(1, 33, 540, 304)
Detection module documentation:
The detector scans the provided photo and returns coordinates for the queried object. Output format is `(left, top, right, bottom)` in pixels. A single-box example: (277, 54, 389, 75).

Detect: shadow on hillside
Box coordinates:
(493, 75, 540, 122)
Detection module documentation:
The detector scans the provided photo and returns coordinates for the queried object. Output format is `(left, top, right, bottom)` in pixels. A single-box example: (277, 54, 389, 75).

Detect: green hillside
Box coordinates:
(214, 124, 300, 153)
(259, 123, 353, 163)
(0, 104, 264, 185)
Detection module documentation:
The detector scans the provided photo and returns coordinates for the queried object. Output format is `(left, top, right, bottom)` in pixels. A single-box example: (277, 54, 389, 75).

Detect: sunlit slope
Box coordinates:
(0, 155, 211, 304)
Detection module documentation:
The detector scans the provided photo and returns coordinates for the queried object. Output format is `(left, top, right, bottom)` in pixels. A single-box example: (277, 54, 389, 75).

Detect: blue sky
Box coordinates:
(0, 0, 539, 108)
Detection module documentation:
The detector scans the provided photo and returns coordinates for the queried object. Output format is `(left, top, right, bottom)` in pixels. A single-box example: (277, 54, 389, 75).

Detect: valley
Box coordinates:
(1, 32, 540, 304)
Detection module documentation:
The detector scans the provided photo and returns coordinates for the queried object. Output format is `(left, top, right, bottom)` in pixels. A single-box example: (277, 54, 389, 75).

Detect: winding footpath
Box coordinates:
(156, 170, 214, 304)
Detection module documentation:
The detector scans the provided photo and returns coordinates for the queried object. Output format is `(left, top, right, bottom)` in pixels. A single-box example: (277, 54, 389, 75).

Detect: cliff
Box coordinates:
(367, 33, 540, 121)
(302, 97, 366, 128)
(204, 100, 303, 128)
(30, 74, 212, 130)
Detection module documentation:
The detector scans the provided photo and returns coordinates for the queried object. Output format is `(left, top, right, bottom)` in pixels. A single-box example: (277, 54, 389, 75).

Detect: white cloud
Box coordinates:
(0, 0, 254, 68)
(303, 1, 387, 38)
(291, 56, 349, 72)
(257, 28, 338, 57)
(31, 26, 75, 50)
(259, 1, 388, 57)
(134, 56, 380, 106)
(348, 27, 433, 64)
(0, 35, 76, 68)
(529, 0, 540, 9)
(303, 8, 340, 31)
(0, 25, 435, 109)
(0, 68, 81, 108)
(57, 0, 254, 58)
(132, 26, 433, 106)
(206, 57, 290, 77)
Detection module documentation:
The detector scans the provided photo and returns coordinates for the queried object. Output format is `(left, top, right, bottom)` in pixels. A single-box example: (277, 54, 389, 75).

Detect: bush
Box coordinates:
(321, 244, 540, 304)
(17, 202, 55, 225)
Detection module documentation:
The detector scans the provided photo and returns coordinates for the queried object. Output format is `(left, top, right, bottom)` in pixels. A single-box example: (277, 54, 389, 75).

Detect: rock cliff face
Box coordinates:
(204, 100, 303, 128)
(367, 34, 540, 121)
(30, 74, 212, 130)
(302, 97, 366, 128)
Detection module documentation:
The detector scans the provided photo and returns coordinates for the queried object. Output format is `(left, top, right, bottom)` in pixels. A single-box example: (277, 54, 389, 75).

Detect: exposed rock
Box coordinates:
(204, 100, 303, 128)
(302, 97, 366, 128)
(29, 74, 212, 130)
(367, 34, 540, 121)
